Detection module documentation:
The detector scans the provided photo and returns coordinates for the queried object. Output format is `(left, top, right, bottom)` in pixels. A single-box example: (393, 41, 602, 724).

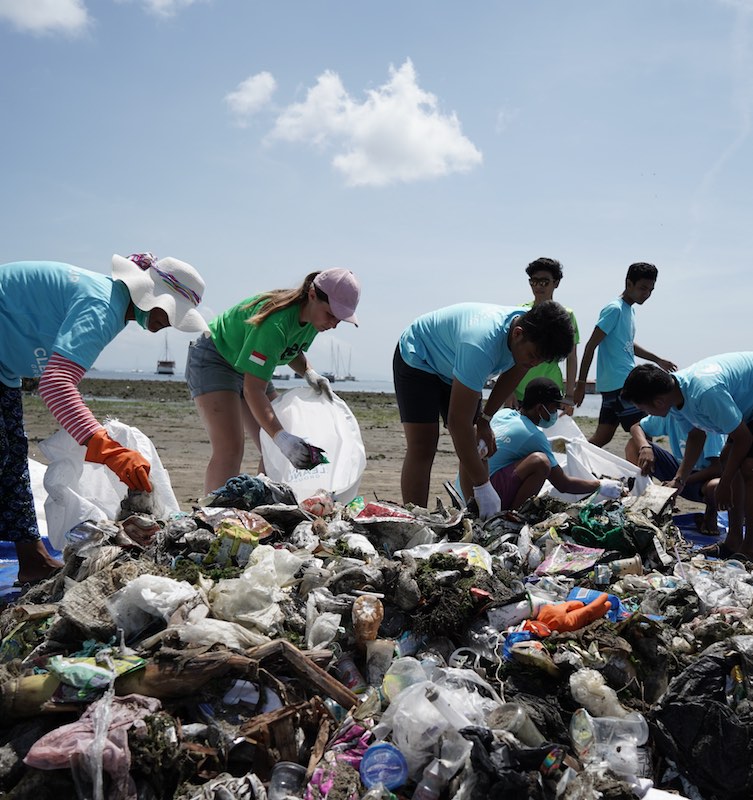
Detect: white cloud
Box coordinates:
(117, 0, 207, 18)
(225, 72, 277, 124)
(0, 0, 89, 35)
(270, 59, 483, 187)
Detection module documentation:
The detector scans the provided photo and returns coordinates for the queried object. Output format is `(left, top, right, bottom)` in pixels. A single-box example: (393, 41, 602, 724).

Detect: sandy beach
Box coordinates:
(21, 378, 699, 514)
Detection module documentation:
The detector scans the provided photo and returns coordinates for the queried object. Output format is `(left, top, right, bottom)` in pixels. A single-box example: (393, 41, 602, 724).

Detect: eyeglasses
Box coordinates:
(529, 277, 552, 287)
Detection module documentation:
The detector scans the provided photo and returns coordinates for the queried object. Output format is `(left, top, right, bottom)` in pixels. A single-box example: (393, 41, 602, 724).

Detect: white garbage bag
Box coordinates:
(542, 415, 650, 501)
(28, 458, 49, 537)
(40, 418, 180, 550)
(260, 387, 366, 503)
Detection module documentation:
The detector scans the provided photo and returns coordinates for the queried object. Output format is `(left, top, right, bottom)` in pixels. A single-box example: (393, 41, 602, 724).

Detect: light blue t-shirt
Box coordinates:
(595, 297, 635, 392)
(0, 261, 130, 387)
(671, 353, 753, 435)
(486, 408, 558, 476)
(399, 304, 527, 392)
(640, 414, 726, 470)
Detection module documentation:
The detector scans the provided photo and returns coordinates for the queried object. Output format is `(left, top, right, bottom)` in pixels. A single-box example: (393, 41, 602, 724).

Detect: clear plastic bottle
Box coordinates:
(412, 759, 443, 800)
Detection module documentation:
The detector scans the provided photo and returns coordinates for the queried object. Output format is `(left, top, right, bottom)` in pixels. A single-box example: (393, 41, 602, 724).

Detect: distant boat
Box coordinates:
(272, 372, 291, 380)
(156, 334, 175, 375)
(322, 371, 336, 382)
(343, 348, 356, 381)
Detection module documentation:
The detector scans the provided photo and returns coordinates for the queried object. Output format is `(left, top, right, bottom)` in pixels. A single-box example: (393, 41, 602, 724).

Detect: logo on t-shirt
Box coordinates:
(280, 344, 305, 361)
(249, 351, 267, 366)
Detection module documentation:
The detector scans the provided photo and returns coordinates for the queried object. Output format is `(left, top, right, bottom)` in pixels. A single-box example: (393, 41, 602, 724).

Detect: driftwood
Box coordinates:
(0, 640, 357, 720)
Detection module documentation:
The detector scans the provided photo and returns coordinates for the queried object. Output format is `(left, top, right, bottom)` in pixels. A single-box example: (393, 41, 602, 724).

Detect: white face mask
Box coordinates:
(538, 404, 558, 428)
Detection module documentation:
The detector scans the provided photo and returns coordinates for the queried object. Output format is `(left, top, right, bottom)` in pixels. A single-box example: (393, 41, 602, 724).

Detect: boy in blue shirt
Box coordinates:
(573, 263, 676, 447)
(394, 300, 574, 518)
(484, 378, 621, 509)
(625, 413, 724, 534)
(622, 354, 753, 559)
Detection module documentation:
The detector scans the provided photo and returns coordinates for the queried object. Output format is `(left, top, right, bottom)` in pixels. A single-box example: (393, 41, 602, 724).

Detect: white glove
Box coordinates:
(274, 430, 318, 469)
(599, 479, 623, 499)
(304, 368, 334, 401)
(477, 439, 489, 459)
(473, 480, 501, 520)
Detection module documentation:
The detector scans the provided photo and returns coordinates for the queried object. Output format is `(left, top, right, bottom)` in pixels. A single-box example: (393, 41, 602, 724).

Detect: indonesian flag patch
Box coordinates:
(249, 351, 268, 366)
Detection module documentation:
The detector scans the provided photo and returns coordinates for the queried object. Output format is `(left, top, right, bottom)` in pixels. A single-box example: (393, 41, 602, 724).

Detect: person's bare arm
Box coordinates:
(243, 373, 284, 438)
(447, 380, 488, 487)
(548, 465, 600, 495)
(573, 327, 605, 406)
(633, 344, 677, 373)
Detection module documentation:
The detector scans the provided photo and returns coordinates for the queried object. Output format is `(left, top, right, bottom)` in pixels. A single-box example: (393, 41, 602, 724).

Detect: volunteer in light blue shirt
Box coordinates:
(0, 254, 208, 585)
(393, 300, 575, 518)
(573, 262, 676, 449)
(455, 378, 621, 511)
(622, 353, 753, 559)
(626, 412, 724, 523)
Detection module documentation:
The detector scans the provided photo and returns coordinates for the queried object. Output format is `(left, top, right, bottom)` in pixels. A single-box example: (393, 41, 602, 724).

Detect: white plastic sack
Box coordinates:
(28, 458, 49, 537)
(260, 387, 366, 503)
(40, 418, 180, 550)
(539, 414, 649, 502)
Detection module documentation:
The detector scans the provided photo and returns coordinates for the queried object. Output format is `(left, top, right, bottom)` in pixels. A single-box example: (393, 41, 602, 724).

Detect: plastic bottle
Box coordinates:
(424, 685, 473, 730)
(412, 758, 443, 800)
(353, 595, 385, 644)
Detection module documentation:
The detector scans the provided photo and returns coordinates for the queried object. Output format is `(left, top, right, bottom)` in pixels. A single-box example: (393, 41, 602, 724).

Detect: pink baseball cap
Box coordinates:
(313, 268, 361, 326)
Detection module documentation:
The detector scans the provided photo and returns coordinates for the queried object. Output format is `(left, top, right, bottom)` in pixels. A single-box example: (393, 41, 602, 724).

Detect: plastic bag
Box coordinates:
(260, 387, 366, 503)
(40, 418, 180, 550)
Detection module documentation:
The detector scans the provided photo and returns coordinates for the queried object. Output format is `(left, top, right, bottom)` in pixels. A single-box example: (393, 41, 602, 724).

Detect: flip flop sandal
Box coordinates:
(697, 542, 736, 559)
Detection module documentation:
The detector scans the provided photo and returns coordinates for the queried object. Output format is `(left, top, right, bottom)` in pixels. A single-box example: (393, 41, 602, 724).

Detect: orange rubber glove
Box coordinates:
(85, 429, 152, 492)
(535, 594, 611, 634)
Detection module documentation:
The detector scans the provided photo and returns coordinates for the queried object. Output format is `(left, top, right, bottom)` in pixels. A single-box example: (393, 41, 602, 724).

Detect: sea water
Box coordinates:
(85, 370, 603, 416)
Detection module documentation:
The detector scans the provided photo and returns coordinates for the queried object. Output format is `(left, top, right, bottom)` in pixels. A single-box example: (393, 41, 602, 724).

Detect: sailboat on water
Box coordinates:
(325, 343, 357, 382)
(156, 333, 176, 375)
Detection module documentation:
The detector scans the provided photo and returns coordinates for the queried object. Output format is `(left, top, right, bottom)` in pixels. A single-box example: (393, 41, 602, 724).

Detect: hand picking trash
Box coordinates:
(272, 431, 329, 470)
(0, 252, 208, 584)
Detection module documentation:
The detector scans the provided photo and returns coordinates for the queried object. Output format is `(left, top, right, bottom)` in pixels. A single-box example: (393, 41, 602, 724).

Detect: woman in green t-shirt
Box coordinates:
(186, 269, 360, 493)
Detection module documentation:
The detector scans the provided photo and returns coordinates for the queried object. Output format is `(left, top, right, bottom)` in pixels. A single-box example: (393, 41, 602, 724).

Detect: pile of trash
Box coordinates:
(3, 471, 753, 800)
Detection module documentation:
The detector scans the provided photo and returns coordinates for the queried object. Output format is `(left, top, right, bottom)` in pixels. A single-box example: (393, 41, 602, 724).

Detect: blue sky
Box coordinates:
(1, 0, 752, 381)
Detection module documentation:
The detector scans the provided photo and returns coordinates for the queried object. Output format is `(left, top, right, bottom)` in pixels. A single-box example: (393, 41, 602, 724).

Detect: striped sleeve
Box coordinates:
(37, 353, 104, 444)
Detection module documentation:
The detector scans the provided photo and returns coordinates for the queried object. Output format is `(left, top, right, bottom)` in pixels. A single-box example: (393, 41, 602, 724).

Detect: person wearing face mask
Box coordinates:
(0, 252, 209, 583)
(185, 269, 361, 494)
(479, 378, 622, 511)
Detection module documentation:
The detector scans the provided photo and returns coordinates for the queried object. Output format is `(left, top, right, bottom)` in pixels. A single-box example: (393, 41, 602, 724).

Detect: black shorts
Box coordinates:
(599, 388, 645, 432)
(393, 345, 452, 424)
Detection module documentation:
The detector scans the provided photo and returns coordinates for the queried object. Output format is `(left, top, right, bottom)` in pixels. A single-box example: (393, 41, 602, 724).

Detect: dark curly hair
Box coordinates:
(525, 257, 563, 281)
(626, 262, 658, 283)
(518, 300, 574, 362)
(621, 363, 675, 405)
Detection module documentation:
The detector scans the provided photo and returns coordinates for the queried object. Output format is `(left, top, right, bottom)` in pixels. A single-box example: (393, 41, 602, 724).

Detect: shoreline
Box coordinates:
(22, 378, 699, 516)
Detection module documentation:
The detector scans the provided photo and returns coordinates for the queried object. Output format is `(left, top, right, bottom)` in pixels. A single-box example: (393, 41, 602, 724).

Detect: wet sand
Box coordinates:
(22, 379, 699, 514)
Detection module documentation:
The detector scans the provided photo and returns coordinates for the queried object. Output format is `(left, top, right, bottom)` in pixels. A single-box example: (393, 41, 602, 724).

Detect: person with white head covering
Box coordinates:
(185, 268, 361, 493)
(0, 252, 208, 584)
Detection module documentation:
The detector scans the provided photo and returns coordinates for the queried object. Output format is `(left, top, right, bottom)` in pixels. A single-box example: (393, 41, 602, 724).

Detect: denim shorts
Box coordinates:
(186, 335, 280, 399)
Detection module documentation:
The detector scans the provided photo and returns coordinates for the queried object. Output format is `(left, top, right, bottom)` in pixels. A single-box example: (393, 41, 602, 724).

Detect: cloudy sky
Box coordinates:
(1, 0, 752, 380)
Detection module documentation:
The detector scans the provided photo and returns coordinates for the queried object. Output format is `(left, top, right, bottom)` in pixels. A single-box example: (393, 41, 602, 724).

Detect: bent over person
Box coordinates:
(0, 253, 208, 583)
(622, 354, 753, 560)
(393, 300, 574, 519)
(186, 269, 361, 494)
